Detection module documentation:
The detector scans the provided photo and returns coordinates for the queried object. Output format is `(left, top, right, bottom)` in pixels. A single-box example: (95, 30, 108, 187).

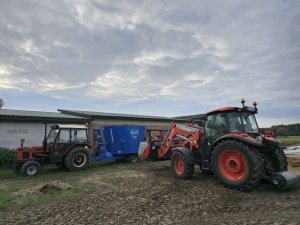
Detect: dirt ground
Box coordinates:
(1, 158, 300, 225)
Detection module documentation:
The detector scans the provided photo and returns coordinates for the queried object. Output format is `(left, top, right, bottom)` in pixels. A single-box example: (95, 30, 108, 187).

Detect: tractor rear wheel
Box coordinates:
(171, 151, 194, 179)
(212, 140, 263, 191)
(269, 147, 288, 172)
(21, 160, 42, 177)
(64, 147, 89, 171)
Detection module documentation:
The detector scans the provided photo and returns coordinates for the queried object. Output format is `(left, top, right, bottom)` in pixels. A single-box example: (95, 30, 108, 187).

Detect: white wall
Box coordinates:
(0, 122, 57, 149)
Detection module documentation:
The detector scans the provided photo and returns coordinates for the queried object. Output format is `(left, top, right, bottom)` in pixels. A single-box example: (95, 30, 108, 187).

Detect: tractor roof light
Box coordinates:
(253, 101, 257, 107)
(241, 98, 246, 107)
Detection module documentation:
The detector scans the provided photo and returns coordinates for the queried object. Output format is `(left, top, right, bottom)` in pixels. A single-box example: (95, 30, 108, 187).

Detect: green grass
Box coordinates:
(0, 160, 129, 218)
(278, 136, 300, 146)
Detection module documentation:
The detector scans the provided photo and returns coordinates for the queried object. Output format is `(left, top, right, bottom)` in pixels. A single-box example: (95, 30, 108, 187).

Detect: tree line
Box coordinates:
(270, 123, 300, 136)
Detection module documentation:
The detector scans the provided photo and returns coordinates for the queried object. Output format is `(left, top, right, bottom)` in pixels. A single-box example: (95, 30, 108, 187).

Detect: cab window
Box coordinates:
(57, 129, 70, 143)
(71, 129, 87, 142)
(206, 114, 226, 132)
(228, 112, 243, 133)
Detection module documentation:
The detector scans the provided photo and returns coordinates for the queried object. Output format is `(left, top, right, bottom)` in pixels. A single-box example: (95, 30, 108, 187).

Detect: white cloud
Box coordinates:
(192, 34, 230, 58)
(68, 0, 138, 31)
(0, 65, 10, 76)
(0, 0, 299, 125)
(133, 50, 183, 66)
(88, 69, 149, 99)
(19, 39, 49, 62)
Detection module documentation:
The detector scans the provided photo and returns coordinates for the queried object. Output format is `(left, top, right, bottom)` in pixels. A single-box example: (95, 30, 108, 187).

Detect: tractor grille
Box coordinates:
(22, 152, 29, 159)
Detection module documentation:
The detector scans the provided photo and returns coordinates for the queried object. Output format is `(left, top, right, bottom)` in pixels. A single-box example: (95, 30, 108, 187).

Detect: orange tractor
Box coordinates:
(143, 99, 298, 190)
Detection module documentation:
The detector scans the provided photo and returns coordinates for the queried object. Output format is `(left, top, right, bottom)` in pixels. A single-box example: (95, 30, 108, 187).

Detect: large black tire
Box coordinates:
(171, 151, 194, 179)
(64, 147, 89, 171)
(270, 147, 288, 172)
(126, 154, 138, 163)
(20, 160, 42, 177)
(211, 140, 263, 191)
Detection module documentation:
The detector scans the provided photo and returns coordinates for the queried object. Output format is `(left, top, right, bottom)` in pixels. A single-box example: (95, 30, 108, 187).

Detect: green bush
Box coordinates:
(0, 148, 16, 169)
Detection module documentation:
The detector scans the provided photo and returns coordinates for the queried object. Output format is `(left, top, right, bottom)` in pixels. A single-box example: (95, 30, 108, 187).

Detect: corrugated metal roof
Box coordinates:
(0, 109, 89, 121)
(58, 109, 185, 122)
(175, 114, 206, 121)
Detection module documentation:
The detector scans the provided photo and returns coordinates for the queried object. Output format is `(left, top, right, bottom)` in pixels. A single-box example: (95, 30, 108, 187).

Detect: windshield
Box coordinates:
(47, 128, 59, 143)
(242, 112, 259, 133)
(228, 112, 243, 133)
(228, 112, 259, 133)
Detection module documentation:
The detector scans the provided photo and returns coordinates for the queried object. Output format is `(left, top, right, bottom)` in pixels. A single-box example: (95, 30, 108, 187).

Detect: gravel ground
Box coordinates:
(1, 161, 300, 225)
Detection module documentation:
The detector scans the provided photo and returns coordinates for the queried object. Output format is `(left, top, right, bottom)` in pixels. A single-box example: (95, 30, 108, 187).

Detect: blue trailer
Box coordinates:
(91, 125, 145, 163)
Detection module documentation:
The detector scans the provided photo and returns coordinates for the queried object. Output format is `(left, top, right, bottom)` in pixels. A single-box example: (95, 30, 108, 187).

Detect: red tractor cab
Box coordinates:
(15, 124, 91, 176)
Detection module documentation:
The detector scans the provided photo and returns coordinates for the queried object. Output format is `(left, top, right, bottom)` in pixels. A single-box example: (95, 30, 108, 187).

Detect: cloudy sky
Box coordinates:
(0, 0, 299, 126)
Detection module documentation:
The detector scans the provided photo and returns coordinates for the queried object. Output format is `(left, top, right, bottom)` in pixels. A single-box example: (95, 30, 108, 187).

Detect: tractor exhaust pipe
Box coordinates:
(43, 122, 47, 150)
(20, 139, 25, 147)
(271, 171, 298, 190)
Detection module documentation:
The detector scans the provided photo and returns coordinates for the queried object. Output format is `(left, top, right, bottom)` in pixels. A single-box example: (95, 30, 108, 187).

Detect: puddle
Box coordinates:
(284, 145, 300, 155)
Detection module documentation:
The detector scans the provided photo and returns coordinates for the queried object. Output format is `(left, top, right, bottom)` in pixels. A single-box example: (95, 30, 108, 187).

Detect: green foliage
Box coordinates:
(278, 136, 300, 146)
(270, 123, 300, 136)
(0, 148, 16, 169)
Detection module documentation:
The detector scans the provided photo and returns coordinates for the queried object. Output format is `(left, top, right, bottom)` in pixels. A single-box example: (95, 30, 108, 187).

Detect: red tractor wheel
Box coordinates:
(212, 140, 263, 191)
(171, 151, 194, 179)
(218, 149, 247, 181)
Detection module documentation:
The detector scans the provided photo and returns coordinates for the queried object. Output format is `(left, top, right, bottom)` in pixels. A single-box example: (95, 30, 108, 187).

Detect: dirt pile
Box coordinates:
(22, 181, 71, 195)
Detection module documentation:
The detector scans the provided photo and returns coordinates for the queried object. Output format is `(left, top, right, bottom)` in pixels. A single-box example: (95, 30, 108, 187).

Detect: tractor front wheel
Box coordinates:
(21, 160, 42, 177)
(64, 148, 89, 171)
(212, 140, 263, 191)
(171, 151, 194, 179)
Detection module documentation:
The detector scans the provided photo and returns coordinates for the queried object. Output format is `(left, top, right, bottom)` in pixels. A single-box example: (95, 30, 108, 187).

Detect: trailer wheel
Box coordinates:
(212, 140, 263, 191)
(127, 154, 138, 163)
(21, 160, 42, 177)
(64, 148, 89, 171)
(171, 151, 194, 179)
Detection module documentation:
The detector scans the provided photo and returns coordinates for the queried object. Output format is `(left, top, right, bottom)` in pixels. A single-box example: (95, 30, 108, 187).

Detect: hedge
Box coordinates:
(0, 148, 16, 169)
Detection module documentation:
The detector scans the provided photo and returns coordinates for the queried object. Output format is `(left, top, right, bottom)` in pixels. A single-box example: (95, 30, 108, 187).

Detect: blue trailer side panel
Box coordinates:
(92, 126, 145, 161)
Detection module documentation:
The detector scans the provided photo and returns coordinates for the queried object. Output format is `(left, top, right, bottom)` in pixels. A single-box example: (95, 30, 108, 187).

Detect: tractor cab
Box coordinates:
(45, 124, 89, 163)
(205, 99, 260, 149)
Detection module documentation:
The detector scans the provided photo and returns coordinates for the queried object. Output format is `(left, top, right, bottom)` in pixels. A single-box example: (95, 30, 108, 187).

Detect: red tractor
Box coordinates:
(144, 99, 298, 190)
(14, 124, 92, 176)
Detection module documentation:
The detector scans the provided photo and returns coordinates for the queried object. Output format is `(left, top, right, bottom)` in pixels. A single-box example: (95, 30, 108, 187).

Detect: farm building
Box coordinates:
(58, 109, 184, 143)
(0, 108, 185, 149)
(0, 109, 89, 149)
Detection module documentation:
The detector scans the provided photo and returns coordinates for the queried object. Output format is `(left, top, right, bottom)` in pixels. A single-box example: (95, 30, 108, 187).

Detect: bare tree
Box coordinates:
(0, 98, 4, 109)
